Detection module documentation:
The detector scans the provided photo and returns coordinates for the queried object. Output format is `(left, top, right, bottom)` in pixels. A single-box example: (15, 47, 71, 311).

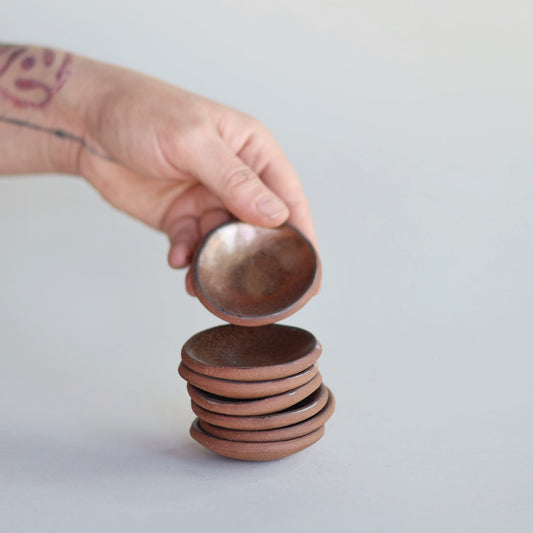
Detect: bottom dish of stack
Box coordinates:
(179, 324, 335, 461)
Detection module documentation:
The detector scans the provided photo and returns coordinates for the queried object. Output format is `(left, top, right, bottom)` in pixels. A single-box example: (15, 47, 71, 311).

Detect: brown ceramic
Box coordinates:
(181, 324, 321, 382)
(192, 221, 321, 326)
(190, 418, 325, 461)
(190, 383, 329, 430)
(187, 371, 322, 416)
(178, 362, 319, 399)
(198, 387, 335, 442)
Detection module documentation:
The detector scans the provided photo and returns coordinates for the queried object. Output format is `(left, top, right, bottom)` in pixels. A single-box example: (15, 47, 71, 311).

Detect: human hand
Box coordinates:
(0, 49, 317, 296)
(71, 58, 317, 294)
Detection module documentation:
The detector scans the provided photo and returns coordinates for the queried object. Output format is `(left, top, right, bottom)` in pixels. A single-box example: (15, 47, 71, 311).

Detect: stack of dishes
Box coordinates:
(179, 220, 335, 461)
(179, 324, 335, 461)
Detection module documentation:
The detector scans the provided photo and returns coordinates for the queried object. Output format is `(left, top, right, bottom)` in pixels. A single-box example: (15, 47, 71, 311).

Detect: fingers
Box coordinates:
(167, 208, 231, 270)
(234, 126, 321, 295)
(162, 186, 227, 271)
(167, 216, 200, 268)
(199, 208, 232, 236)
(234, 129, 319, 253)
(182, 207, 232, 295)
(167, 207, 231, 294)
(167, 210, 233, 298)
(180, 136, 290, 228)
(195, 103, 317, 252)
(84, 157, 230, 276)
(259, 157, 318, 252)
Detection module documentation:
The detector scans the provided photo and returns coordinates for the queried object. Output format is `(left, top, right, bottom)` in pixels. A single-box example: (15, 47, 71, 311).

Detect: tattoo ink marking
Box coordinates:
(21, 56, 35, 70)
(55, 54, 72, 82)
(0, 48, 28, 76)
(43, 49, 55, 67)
(0, 115, 113, 162)
(0, 46, 72, 108)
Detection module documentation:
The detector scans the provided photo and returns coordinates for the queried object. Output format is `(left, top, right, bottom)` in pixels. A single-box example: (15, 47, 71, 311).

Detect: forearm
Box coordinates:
(0, 44, 93, 176)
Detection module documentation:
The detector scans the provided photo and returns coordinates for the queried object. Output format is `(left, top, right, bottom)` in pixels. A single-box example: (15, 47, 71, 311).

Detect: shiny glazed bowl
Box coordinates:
(192, 221, 320, 326)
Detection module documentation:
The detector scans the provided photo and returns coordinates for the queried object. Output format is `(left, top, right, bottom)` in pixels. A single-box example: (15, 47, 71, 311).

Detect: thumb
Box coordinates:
(184, 136, 289, 226)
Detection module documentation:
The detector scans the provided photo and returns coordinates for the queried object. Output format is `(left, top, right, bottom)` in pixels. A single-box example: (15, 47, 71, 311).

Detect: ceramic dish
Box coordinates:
(181, 324, 321, 381)
(198, 387, 335, 442)
(192, 221, 321, 326)
(187, 372, 322, 416)
(190, 383, 329, 430)
(190, 418, 325, 461)
(178, 362, 319, 399)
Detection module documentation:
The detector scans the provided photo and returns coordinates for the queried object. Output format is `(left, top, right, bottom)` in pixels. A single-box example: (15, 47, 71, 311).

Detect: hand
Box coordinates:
(0, 48, 317, 296)
(73, 58, 317, 295)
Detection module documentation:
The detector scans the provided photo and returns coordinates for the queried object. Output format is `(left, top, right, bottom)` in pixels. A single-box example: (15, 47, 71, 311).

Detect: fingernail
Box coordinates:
(256, 195, 288, 219)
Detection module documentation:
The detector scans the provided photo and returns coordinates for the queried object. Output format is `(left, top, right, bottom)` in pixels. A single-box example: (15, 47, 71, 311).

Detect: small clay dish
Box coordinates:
(191, 383, 329, 430)
(187, 371, 322, 416)
(190, 418, 325, 461)
(198, 387, 335, 442)
(178, 362, 319, 399)
(181, 324, 321, 382)
(192, 221, 321, 326)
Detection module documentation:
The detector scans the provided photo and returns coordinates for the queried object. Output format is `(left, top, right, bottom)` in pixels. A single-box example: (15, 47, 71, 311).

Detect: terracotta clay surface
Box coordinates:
(190, 383, 329, 430)
(190, 418, 325, 461)
(181, 324, 321, 381)
(198, 387, 335, 442)
(187, 372, 322, 416)
(192, 221, 321, 326)
(178, 362, 319, 399)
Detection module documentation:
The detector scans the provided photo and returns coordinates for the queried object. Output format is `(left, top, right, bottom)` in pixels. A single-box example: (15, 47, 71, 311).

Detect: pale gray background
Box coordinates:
(1, 1, 532, 532)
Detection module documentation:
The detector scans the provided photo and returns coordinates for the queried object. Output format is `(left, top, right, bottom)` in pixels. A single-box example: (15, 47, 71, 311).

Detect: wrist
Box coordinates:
(44, 54, 103, 175)
(0, 46, 109, 176)
(57, 56, 137, 177)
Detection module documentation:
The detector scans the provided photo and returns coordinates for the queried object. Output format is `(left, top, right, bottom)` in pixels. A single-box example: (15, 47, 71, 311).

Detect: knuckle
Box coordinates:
(221, 167, 257, 192)
(187, 118, 213, 140)
(237, 112, 272, 139)
(182, 122, 213, 149)
(254, 117, 275, 137)
(247, 116, 271, 138)
(254, 119, 271, 137)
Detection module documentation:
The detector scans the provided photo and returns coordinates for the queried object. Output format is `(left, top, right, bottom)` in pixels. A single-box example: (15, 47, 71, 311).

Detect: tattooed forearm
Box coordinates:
(0, 45, 111, 165)
(0, 115, 112, 161)
(0, 44, 72, 108)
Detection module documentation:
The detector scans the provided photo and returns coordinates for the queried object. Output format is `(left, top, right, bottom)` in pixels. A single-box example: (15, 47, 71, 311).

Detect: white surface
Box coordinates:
(1, 2, 532, 531)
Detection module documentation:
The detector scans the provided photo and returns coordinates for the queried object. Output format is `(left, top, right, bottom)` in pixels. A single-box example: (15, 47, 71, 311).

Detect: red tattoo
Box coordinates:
(0, 45, 73, 108)
(43, 49, 55, 67)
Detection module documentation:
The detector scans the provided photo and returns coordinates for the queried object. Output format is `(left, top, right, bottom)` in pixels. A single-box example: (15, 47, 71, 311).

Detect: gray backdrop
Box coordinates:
(1, 1, 532, 532)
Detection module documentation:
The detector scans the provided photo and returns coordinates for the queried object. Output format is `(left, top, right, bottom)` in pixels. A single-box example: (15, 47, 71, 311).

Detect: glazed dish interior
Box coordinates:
(194, 222, 317, 318)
